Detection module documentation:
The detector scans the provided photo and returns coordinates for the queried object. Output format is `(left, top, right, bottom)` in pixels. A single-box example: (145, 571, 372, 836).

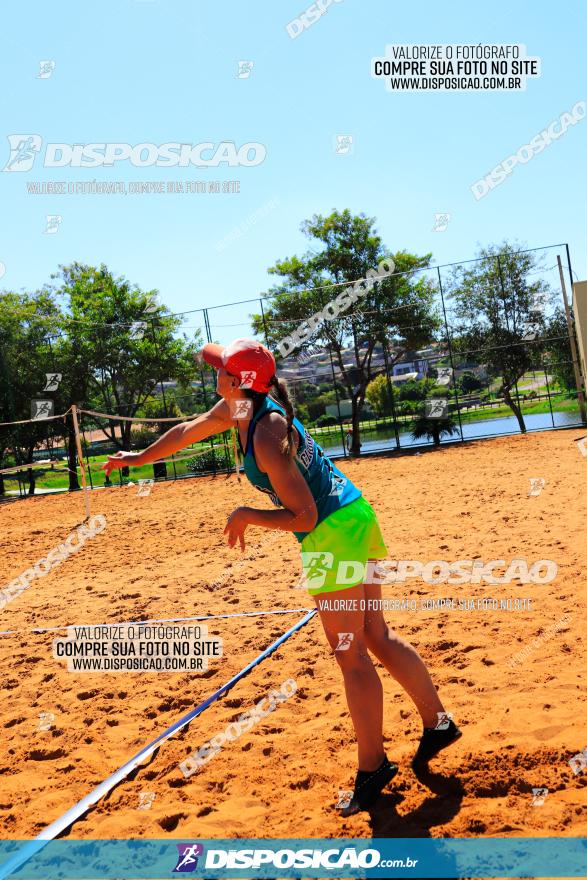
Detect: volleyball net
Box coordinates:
(0, 404, 242, 511)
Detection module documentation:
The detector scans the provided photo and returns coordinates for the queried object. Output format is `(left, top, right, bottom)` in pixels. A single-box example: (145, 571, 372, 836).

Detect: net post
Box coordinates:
(71, 405, 91, 520)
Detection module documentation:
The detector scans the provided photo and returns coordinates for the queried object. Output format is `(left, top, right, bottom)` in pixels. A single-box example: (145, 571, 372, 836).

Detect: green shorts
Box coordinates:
(300, 495, 388, 596)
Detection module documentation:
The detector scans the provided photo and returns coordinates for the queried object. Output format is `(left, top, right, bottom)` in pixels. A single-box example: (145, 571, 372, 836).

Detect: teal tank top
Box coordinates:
(237, 395, 362, 542)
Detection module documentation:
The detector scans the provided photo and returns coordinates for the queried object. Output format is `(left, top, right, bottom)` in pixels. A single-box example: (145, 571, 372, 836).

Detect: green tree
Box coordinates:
(307, 398, 327, 422)
(50, 316, 99, 492)
(253, 209, 440, 454)
(295, 402, 310, 423)
(544, 308, 577, 395)
(0, 291, 66, 494)
(398, 378, 436, 401)
(446, 242, 552, 433)
(365, 373, 393, 417)
(139, 395, 185, 434)
(50, 263, 202, 453)
(457, 371, 484, 394)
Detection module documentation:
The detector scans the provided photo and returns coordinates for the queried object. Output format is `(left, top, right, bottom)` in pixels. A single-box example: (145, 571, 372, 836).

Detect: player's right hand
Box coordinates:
(102, 451, 143, 477)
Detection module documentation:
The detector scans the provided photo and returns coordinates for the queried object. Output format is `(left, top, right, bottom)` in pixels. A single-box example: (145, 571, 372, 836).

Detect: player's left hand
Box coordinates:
(224, 506, 251, 552)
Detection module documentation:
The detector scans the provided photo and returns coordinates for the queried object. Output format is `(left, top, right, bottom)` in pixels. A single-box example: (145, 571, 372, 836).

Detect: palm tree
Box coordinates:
(411, 412, 460, 447)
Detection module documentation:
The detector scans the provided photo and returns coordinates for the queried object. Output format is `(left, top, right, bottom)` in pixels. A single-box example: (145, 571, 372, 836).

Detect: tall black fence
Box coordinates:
(204, 242, 586, 456)
(1, 243, 586, 498)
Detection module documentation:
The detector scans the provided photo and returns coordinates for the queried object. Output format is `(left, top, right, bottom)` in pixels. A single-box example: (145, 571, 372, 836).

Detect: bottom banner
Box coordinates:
(0, 837, 586, 879)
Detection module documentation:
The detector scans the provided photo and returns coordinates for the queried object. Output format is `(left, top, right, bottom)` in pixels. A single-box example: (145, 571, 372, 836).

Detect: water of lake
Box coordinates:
(322, 410, 584, 457)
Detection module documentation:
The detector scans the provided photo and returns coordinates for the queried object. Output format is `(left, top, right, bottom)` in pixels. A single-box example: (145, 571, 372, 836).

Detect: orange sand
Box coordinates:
(1, 429, 586, 845)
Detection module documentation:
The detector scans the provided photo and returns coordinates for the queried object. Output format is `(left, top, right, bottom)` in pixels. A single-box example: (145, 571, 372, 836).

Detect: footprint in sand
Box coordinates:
(158, 812, 188, 832)
(532, 724, 568, 741)
(27, 748, 67, 760)
(76, 690, 99, 701)
(223, 698, 243, 708)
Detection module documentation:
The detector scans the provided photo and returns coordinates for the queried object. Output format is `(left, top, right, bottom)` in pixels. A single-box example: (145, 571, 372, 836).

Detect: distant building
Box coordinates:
(280, 342, 389, 385)
(453, 362, 489, 381)
(391, 358, 429, 383)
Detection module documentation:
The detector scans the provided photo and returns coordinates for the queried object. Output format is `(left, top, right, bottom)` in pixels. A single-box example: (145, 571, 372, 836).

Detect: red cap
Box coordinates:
(201, 338, 277, 393)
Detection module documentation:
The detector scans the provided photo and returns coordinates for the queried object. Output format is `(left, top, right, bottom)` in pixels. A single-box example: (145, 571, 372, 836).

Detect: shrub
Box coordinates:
(185, 449, 227, 474)
(315, 415, 338, 427)
(307, 399, 327, 421)
(130, 427, 158, 449)
(457, 371, 484, 394)
(396, 400, 420, 416)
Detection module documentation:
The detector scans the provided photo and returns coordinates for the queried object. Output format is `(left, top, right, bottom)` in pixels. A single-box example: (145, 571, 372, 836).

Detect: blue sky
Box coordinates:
(1, 0, 585, 346)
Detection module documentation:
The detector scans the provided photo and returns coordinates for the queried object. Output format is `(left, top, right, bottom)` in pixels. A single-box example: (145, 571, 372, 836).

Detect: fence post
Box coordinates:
(201, 307, 221, 473)
(381, 333, 401, 449)
(203, 308, 212, 344)
(259, 297, 270, 347)
(559, 259, 587, 425)
(150, 317, 177, 480)
(496, 254, 524, 423)
(326, 344, 347, 455)
(436, 267, 465, 442)
(315, 285, 347, 454)
(572, 282, 587, 393)
(231, 427, 241, 482)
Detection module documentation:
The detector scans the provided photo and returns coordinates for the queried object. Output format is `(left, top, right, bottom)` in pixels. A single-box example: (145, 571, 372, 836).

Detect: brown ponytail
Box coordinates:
(269, 375, 296, 456)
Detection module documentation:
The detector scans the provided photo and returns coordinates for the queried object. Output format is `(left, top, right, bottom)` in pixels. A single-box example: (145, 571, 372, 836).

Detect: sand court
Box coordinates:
(0, 428, 585, 842)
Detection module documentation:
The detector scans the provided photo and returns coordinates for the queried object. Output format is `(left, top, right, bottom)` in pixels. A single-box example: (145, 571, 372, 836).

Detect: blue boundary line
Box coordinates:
(0, 607, 314, 638)
(0, 609, 317, 880)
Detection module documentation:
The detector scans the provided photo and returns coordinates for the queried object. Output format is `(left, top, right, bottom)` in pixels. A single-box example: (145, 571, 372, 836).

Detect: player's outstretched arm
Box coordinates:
(102, 399, 234, 476)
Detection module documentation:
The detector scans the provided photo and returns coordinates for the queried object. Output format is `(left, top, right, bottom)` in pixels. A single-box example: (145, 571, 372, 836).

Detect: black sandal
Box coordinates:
(341, 755, 399, 814)
(412, 719, 462, 768)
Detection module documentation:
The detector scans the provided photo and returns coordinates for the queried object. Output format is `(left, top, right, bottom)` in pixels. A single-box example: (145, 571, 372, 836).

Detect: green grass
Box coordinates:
(3, 440, 236, 493)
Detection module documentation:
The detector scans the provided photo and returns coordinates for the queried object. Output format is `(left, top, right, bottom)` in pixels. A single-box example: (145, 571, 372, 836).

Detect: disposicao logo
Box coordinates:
(173, 843, 204, 872)
(3, 136, 266, 171)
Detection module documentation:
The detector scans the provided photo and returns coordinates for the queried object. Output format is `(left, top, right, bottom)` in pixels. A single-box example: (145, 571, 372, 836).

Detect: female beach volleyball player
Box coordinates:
(103, 338, 461, 813)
